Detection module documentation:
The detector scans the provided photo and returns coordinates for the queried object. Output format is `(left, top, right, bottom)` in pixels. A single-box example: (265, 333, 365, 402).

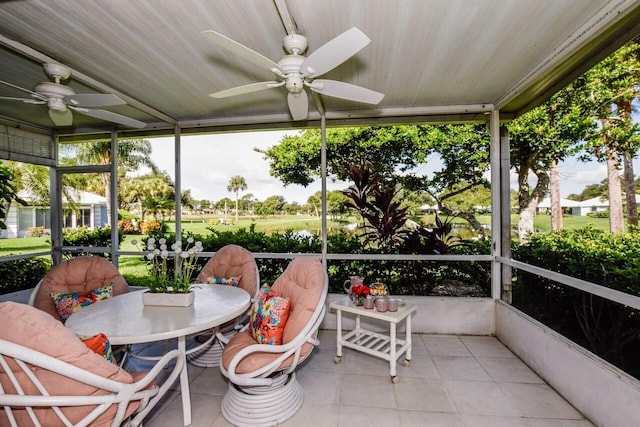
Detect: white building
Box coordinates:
(1, 189, 107, 238)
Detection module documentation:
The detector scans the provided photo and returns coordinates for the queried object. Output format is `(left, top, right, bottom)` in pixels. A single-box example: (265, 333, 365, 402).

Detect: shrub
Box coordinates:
(140, 220, 162, 235)
(118, 219, 138, 234)
(513, 227, 640, 379)
(28, 226, 47, 237)
(0, 257, 50, 294)
(62, 226, 123, 259)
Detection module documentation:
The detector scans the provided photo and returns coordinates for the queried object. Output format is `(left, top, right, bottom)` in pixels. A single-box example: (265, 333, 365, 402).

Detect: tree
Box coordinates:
(0, 161, 26, 229)
(62, 138, 156, 225)
(260, 125, 491, 234)
(119, 171, 174, 222)
(227, 175, 247, 223)
(507, 79, 592, 241)
(581, 38, 640, 232)
(262, 195, 286, 216)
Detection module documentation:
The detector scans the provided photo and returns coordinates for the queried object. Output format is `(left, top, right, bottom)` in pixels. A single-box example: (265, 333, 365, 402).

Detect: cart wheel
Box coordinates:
(402, 359, 410, 367)
(391, 375, 399, 384)
(334, 356, 342, 364)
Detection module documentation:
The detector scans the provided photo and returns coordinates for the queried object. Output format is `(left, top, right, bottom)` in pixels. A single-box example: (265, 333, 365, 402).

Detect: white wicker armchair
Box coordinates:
(219, 256, 328, 427)
(0, 301, 183, 427)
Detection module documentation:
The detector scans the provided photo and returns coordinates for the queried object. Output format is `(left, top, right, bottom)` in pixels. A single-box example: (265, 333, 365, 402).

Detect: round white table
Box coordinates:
(66, 284, 251, 426)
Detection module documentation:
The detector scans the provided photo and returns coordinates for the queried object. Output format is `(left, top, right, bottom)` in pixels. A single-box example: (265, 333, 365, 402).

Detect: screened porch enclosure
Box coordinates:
(1, 1, 640, 426)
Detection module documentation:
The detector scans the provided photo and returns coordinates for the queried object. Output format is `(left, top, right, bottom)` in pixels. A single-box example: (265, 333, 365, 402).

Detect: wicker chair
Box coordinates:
(0, 301, 182, 427)
(187, 244, 260, 367)
(29, 256, 130, 323)
(219, 256, 328, 426)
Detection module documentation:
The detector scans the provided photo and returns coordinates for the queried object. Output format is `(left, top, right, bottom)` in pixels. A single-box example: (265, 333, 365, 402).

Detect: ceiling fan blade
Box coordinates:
(49, 109, 73, 127)
(0, 95, 44, 104)
(300, 27, 370, 78)
(202, 30, 281, 72)
(288, 90, 308, 121)
(0, 79, 40, 96)
(210, 81, 279, 98)
(64, 93, 126, 108)
(71, 107, 146, 128)
(310, 79, 384, 104)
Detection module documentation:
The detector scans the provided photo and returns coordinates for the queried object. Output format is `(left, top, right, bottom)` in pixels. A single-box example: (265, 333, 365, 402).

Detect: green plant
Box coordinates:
(342, 164, 409, 248)
(132, 237, 203, 293)
(0, 257, 50, 294)
(62, 226, 123, 259)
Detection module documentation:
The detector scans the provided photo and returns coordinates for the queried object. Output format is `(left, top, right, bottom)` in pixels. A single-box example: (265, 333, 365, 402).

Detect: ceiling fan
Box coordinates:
(0, 62, 145, 128)
(202, 27, 384, 120)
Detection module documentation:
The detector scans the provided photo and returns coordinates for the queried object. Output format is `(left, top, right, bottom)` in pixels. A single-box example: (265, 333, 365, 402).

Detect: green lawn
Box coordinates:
(0, 213, 616, 258)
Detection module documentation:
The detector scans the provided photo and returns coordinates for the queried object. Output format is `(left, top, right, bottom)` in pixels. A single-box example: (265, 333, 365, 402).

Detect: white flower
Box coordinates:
(180, 252, 189, 259)
(160, 244, 167, 251)
(160, 250, 169, 258)
(154, 248, 160, 254)
(148, 237, 156, 244)
(187, 237, 194, 243)
(146, 253, 154, 260)
(174, 248, 182, 254)
(158, 238, 166, 245)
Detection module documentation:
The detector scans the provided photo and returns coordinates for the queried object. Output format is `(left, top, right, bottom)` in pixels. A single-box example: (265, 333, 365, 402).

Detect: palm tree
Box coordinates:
(227, 176, 247, 223)
(63, 139, 157, 224)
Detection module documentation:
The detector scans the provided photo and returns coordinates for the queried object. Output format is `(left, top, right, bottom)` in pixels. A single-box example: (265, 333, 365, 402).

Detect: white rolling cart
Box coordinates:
(331, 296, 416, 383)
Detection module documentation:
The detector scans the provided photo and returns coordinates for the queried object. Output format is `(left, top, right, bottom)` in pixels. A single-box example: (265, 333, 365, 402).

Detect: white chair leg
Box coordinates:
(221, 372, 303, 427)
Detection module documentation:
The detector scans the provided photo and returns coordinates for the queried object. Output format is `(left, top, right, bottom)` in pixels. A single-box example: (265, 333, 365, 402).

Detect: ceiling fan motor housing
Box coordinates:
(277, 55, 306, 94)
(33, 81, 75, 112)
(283, 34, 307, 55)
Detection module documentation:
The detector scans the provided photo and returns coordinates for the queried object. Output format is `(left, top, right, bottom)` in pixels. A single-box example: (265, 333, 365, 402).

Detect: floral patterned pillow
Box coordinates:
(50, 283, 113, 323)
(204, 275, 242, 286)
(249, 283, 291, 345)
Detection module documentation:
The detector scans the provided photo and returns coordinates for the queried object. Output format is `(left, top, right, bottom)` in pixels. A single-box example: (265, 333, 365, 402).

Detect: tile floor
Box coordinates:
(142, 331, 594, 427)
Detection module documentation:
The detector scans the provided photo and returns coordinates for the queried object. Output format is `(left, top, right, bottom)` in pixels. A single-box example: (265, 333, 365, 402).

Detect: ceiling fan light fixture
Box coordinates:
(47, 97, 67, 112)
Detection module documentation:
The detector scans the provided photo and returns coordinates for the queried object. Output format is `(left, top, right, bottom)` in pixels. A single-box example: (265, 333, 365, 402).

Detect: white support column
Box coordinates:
(174, 126, 182, 239)
(500, 127, 512, 303)
(320, 114, 327, 268)
(50, 134, 62, 265)
(110, 131, 119, 266)
(490, 109, 502, 299)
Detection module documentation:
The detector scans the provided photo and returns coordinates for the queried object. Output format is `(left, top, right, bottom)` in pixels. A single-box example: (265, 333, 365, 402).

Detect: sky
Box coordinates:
(144, 130, 640, 205)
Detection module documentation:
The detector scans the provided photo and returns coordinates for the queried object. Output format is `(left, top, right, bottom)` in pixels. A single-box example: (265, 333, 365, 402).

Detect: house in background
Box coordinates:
(536, 197, 582, 215)
(576, 194, 640, 216)
(1, 189, 107, 239)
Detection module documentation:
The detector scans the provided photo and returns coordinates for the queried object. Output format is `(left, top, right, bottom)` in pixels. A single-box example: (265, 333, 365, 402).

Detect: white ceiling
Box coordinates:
(1, 0, 640, 140)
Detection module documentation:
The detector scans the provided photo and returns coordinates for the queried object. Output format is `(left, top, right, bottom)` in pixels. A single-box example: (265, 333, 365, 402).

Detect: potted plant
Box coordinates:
(132, 237, 203, 306)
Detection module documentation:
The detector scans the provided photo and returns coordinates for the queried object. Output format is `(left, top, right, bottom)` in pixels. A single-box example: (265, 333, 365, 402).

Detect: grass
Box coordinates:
(0, 213, 617, 257)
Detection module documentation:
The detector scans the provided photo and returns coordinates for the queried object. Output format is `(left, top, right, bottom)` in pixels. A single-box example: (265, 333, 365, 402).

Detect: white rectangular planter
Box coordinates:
(142, 290, 195, 307)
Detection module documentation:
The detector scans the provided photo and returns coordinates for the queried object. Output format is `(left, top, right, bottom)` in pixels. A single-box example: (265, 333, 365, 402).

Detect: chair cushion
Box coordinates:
(33, 256, 130, 323)
(0, 301, 139, 427)
(51, 283, 113, 322)
(249, 284, 291, 345)
(222, 257, 325, 374)
(272, 257, 325, 345)
(196, 245, 258, 297)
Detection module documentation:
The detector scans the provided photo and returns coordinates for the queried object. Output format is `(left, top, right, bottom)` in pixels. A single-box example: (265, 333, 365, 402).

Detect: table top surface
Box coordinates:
(330, 295, 416, 322)
(65, 285, 251, 345)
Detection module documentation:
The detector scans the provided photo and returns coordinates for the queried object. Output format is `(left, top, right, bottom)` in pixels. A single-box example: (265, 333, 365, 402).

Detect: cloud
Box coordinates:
(144, 132, 639, 204)
(147, 131, 339, 204)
